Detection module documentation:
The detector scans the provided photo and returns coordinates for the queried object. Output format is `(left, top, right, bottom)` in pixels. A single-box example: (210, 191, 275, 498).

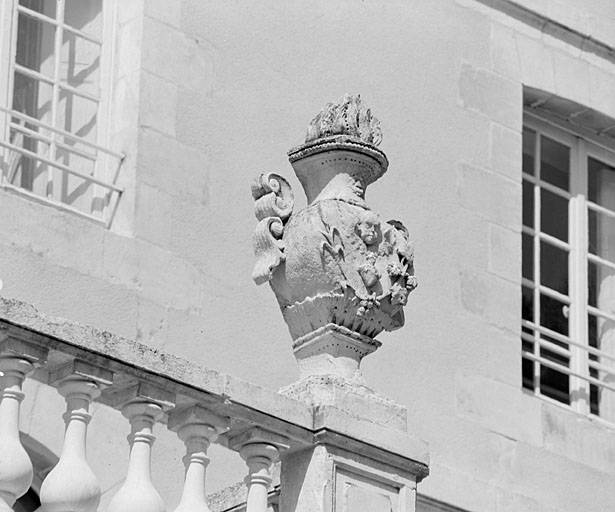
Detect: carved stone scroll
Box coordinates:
(252, 217, 285, 286)
(251, 173, 294, 285)
(252, 173, 294, 221)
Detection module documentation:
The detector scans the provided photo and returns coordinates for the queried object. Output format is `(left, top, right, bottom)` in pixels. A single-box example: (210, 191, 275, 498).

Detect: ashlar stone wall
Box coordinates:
(0, 0, 614, 510)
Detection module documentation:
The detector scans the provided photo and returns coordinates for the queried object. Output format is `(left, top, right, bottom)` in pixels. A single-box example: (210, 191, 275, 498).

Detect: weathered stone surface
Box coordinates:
(140, 71, 178, 137)
(455, 373, 543, 446)
(490, 22, 520, 78)
(496, 489, 560, 512)
(458, 64, 522, 130)
(458, 267, 520, 330)
(457, 162, 521, 231)
(488, 223, 520, 283)
(553, 50, 591, 107)
(541, 403, 615, 474)
(489, 122, 522, 181)
(516, 34, 556, 91)
(280, 374, 408, 432)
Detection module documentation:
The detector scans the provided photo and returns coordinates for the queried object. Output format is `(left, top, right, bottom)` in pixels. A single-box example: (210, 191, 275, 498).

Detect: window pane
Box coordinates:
(589, 260, 598, 308)
(522, 233, 533, 281)
(19, 0, 56, 18)
(587, 312, 615, 419)
(541, 188, 568, 242)
(64, 0, 102, 38)
(540, 293, 568, 336)
(54, 150, 95, 210)
(6, 128, 50, 195)
(588, 312, 615, 351)
(12, 70, 53, 123)
(588, 157, 615, 211)
(522, 179, 533, 228)
(60, 31, 101, 96)
(594, 387, 615, 419)
(539, 339, 570, 404)
(540, 241, 568, 294)
(522, 324, 536, 391)
(589, 312, 599, 349)
(588, 209, 615, 262)
(56, 88, 98, 142)
(522, 352, 535, 391)
(523, 128, 535, 176)
(591, 381, 600, 416)
(16, 12, 56, 78)
(588, 260, 615, 309)
(522, 285, 534, 322)
(540, 135, 570, 191)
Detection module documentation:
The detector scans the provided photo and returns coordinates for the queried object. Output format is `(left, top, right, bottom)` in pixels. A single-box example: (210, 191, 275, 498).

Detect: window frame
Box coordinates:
(522, 109, 615, 420)
(0, 0, 122, 227)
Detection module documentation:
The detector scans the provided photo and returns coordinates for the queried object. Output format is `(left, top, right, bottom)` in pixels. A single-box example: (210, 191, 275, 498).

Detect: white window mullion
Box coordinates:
(47, 0, 65, 199)
(533, 130, 541, 393)
(93, 0, 116, 220)
(569, 138, 590, 415)
(0, 0, 18, 183)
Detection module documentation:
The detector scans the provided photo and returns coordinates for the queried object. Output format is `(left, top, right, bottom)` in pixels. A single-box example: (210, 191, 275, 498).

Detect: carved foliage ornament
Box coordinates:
(251, 94, 416, 342)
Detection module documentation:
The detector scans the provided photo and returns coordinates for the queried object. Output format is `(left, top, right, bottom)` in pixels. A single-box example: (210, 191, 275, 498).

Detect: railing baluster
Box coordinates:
(38, 361, 111, 512)
(168, 406, 229, 512)
(0, 356, 35, 511)
(107, 400, 166, 512)
(241, 444, 279, 512)
(229, 429, 289, 512)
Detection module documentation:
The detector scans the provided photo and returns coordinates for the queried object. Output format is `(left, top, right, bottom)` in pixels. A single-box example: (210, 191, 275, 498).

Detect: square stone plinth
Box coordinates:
(280, 374, 408, 433)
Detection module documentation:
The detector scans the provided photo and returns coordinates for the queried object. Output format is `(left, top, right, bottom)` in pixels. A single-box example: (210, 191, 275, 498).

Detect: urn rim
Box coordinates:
(287, 135, 389, 172)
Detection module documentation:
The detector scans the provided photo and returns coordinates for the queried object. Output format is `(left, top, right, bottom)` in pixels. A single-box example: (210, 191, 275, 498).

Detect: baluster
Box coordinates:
(107, 400, 166, 512)
(0, 356, 35, 511)
(230, 429, 289, 512)
(168, 406, 229, 512)
(241, 444, 279, 512)
(38, 365, 108, 512)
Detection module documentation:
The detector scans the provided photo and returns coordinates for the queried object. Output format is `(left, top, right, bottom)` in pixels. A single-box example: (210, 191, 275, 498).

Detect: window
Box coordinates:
(522, 112, 615, 421)
(0, 0, 122, 225)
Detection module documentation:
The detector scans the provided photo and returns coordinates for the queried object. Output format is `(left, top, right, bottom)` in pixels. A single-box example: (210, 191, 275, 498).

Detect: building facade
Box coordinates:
(0, 0, 614, 510)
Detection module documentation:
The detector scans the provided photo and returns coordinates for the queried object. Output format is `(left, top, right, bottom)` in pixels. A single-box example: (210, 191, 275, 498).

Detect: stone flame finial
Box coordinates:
(305, 93, 382, 146)
(251, 95, 416, 382)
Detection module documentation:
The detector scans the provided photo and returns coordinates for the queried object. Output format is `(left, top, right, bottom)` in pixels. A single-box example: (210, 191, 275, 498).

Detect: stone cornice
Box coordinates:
(476, 0, 615, 64)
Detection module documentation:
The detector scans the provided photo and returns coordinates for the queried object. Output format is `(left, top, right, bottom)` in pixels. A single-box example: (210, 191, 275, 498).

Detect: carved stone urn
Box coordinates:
(252, 94, 416, 381)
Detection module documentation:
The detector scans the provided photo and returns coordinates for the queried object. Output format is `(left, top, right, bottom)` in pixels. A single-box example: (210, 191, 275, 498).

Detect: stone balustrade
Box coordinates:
(0, 297, 428, 512)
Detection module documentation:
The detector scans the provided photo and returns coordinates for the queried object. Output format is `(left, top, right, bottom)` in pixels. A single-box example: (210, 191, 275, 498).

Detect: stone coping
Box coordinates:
(0, 297, 312, 435)
(0, 297, 428, 472)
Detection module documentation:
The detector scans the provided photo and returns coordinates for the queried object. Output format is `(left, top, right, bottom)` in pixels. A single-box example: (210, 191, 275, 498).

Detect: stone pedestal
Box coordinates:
(278, 406, 428, 512)
(280, 362, 427, 512)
